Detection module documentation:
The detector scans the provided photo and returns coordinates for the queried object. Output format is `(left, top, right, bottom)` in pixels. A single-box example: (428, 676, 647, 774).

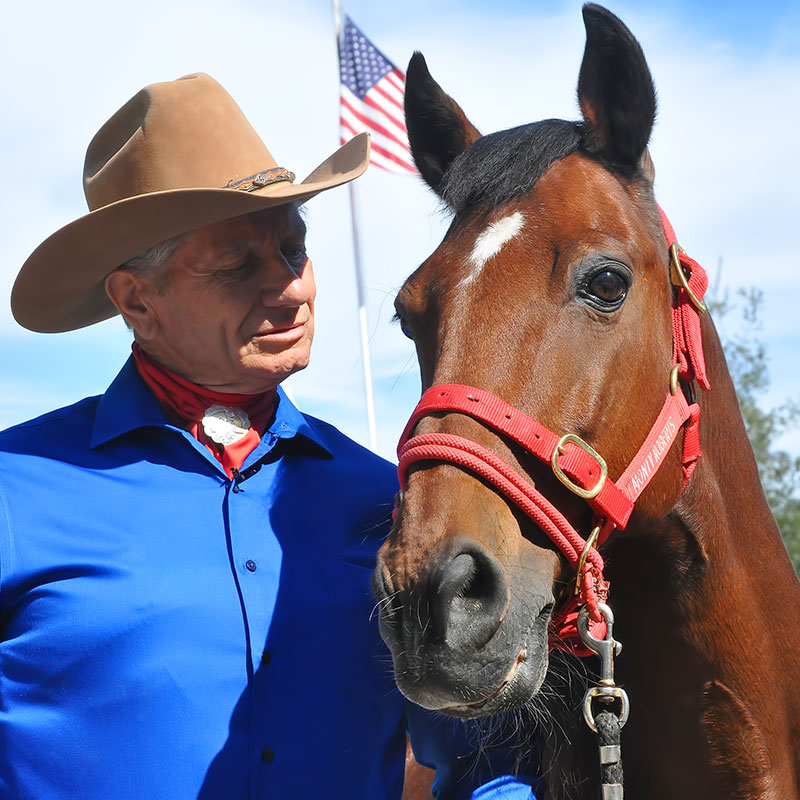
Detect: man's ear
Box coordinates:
(105, 270, 159, 339)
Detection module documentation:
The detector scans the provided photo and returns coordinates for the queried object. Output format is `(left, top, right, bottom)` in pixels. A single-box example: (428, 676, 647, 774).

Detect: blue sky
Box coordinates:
(1, 0, 798, 463)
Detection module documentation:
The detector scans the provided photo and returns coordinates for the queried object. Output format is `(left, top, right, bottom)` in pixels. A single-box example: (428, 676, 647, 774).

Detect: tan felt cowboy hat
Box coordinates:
(12, 73, 371, 333)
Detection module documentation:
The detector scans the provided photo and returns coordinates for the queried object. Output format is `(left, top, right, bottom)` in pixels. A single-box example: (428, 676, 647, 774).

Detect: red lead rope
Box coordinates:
(396, 208, 709, 656)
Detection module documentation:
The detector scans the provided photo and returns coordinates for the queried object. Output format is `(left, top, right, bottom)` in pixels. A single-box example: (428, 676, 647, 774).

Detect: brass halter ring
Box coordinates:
(669, 364, 680, 396)
(669, 243, 707, 314)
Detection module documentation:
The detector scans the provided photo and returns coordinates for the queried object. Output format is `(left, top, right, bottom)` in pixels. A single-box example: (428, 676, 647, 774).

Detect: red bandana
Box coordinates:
(132, 343, 278, 478)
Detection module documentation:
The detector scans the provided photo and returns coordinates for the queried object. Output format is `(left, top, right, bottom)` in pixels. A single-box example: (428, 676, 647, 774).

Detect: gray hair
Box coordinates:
(113, 235, 184, 332)
(116, 234, 184, 292)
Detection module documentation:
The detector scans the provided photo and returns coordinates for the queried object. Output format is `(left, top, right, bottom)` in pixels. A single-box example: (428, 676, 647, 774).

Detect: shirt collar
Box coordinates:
(90, 356, 333, 457)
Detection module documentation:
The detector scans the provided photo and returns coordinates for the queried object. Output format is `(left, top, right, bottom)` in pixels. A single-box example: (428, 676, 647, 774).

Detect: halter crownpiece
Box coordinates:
(396, 208, 710, 656)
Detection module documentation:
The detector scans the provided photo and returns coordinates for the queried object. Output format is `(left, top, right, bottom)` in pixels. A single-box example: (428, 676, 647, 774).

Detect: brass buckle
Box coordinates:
(551, 434, 607, 500)
(670, 243, 707, 314)
(574, 524, 601, 596)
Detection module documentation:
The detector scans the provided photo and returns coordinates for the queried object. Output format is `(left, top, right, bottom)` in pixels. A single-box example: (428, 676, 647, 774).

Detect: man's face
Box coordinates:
(137, 205, 315, 393)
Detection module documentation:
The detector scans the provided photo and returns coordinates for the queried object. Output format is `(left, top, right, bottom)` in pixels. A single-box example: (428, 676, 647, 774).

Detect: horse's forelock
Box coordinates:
(438, 117, 659, 222)
(439, 119, 582, 217)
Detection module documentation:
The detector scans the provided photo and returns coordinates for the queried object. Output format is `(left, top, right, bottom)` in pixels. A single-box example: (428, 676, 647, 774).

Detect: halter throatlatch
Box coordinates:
(396, 208, 709, 656)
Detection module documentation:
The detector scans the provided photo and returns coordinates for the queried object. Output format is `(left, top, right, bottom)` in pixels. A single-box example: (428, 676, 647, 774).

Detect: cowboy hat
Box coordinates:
(11, 73, 370, 333)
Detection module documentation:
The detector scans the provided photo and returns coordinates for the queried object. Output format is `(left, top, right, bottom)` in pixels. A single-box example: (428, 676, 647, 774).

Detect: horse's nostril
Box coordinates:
(437, 553, 477, 600)
(432, 542, 510, 650)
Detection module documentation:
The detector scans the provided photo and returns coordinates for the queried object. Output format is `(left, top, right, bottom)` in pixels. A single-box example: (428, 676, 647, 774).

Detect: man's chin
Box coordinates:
(235, 349, 311, 394)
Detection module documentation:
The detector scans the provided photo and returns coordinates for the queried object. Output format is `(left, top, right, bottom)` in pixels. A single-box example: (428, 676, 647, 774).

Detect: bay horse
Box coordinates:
(378, 5, 800, 798)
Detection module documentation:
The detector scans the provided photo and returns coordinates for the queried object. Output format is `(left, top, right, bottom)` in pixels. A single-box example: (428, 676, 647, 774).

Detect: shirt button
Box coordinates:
(245, 560, 257, 572)
(261, 650, 272, 665)
(261, 748, 275, 763)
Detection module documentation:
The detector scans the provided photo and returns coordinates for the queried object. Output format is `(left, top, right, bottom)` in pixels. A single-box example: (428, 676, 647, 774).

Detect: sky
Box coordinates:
(1, 0, 798, 464)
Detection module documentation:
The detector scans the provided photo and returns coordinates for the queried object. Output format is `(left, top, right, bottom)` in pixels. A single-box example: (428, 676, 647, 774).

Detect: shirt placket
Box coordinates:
(223, 454, 284, 797)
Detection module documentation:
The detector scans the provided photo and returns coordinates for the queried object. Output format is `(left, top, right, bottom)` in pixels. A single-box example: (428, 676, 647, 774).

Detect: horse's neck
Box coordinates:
(672, 322, 800, 668)
(605, 323, 800, 798)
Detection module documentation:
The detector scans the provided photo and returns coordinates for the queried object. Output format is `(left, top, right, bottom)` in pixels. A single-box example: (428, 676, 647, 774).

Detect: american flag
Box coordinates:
(339, 15, 417, 175)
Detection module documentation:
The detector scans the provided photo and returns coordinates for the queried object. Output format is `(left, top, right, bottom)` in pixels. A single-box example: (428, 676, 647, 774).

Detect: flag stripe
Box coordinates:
(344, 138, 416, 174)
(338, 15, 416, 176)
(340, 103, 410, 164)
(378, 75, 405, 104)
(342, 92, 409, 154)
(362, 95, 407, 141)
(373, 83, 404, 113)
(342, 86, 406, 140)
(340, 117, 416, 172)
(365, 83, 405, 119)
(340, 134, 415, 174)
(368, 141, 417, 173)
(386, 69, 405, 90)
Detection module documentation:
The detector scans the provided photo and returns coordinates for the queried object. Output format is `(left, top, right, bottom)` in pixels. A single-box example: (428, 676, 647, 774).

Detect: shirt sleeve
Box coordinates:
(406, 702, 544, 800)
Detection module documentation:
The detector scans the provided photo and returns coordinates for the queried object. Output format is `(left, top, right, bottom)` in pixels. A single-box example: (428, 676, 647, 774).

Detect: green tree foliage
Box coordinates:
(711, 288, 800, 571)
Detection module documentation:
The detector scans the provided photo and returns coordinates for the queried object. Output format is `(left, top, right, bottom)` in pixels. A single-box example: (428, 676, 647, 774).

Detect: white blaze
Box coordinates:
(460, 211, 525, 287)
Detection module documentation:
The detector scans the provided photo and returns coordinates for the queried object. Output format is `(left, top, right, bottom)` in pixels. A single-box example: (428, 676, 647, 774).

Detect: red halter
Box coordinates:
(396, 208, 709, 656)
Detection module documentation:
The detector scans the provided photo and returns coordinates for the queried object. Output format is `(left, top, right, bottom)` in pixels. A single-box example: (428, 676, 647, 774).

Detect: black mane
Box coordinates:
(439, 119, 583, 217)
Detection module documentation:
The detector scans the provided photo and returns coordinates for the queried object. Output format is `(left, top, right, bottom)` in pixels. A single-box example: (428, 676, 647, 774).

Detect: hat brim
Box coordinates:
(12, 133, 370, 333)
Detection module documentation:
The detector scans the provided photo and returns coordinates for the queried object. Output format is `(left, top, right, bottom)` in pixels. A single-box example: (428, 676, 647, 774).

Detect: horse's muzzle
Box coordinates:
(373, 538, 554, 716)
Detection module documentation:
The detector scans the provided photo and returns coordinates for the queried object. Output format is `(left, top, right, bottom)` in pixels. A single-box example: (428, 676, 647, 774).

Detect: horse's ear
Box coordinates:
(639, 147, 656, 182)
(405, 52, 481, 195)
(577, 4, 656, 174)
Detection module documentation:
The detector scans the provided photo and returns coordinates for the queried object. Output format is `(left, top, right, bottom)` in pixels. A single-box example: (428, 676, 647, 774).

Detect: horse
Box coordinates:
(376, 5, 800, 798)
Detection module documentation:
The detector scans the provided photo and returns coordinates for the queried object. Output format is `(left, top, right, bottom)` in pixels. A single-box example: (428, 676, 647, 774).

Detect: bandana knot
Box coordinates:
(132, 343, 278, 478)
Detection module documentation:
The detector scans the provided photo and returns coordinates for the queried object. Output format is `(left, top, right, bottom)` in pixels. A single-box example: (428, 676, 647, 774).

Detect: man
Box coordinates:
(1, 74, 540, 798)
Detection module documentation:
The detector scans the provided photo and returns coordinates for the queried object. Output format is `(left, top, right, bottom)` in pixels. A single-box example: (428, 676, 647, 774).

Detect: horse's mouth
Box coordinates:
(438, 646, 529, 719)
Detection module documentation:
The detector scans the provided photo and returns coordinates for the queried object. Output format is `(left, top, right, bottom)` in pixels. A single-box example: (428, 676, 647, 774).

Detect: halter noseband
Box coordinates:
(396, 207, 710, 656)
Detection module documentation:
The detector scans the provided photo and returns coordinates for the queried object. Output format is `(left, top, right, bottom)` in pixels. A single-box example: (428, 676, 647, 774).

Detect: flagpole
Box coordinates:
(333, 0, 379, 453)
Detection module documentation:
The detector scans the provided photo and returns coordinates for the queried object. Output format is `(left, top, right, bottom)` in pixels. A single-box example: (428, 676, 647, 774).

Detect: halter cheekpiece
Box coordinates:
(396, 207, 709, 656)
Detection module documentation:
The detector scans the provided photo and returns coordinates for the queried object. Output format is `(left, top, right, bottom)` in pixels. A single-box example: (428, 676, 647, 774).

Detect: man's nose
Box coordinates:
(259, 257, 312, 305)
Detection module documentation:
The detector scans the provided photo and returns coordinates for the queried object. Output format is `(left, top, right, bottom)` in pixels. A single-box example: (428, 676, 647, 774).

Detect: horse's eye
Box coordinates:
(588, 269, 628, 306)
(400, 322, 414, 341)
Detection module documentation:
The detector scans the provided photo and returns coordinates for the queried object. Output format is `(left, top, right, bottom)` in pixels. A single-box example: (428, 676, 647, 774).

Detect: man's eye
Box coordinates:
(216, 256, 256, 278)
(282, 247, 307, 267)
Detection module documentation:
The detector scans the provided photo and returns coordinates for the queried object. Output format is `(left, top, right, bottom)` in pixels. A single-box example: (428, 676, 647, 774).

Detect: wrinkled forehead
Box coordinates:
(183, 203, 307, 255)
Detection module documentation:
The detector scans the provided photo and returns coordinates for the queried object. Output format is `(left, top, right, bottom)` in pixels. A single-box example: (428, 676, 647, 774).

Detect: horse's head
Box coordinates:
(376, 5, 690, 718)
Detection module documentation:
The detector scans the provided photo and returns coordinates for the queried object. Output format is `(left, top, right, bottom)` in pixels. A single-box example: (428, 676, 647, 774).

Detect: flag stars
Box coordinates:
(340, 17, 394, 98)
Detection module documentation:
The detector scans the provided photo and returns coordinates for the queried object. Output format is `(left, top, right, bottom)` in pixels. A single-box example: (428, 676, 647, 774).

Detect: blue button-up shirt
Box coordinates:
(0, 358, 540, 799)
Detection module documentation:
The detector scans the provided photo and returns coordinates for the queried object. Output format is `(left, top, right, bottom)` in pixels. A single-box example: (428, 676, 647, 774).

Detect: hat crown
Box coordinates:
(84, 73, 278, 210)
